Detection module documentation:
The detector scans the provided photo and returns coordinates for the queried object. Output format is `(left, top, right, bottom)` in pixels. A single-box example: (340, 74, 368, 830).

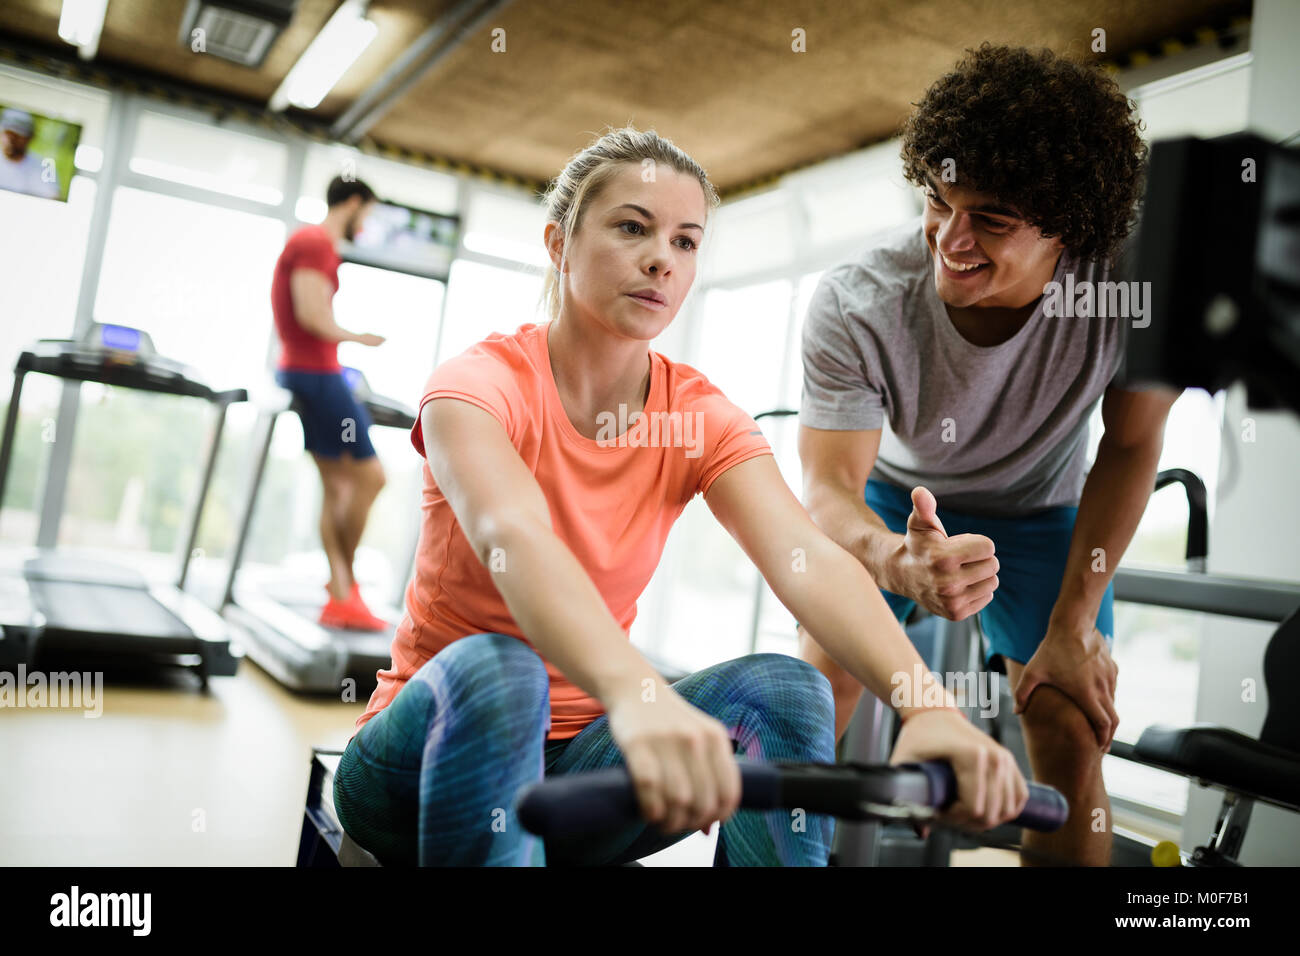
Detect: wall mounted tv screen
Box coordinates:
(341, 200, 459, 280)
(0, 104, 81, 202)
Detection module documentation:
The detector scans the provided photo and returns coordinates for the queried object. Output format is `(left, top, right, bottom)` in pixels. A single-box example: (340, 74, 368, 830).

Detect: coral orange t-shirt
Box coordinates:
(356, 321, 772, 741)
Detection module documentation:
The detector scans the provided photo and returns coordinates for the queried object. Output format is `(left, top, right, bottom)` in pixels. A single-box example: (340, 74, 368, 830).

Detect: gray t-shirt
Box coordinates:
(800, 218, 1128, 515)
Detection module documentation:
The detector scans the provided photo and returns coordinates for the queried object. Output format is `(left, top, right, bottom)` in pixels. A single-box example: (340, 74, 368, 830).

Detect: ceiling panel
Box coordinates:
(0, 0, 1252, 192)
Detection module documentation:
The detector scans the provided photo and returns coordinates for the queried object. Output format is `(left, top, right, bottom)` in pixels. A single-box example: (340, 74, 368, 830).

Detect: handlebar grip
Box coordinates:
(517, 762, 780, 839)
(517, 760, 1068, 838)
(904, 761, 1068, 832)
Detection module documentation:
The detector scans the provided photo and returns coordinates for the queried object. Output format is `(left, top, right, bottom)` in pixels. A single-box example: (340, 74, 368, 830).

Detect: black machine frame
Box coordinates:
(0, 323, 246, 685)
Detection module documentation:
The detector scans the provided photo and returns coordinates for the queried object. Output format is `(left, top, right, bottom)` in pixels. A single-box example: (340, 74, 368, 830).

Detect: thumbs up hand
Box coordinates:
(907, 486, 949, 538)
(891, 486, 1000, 621)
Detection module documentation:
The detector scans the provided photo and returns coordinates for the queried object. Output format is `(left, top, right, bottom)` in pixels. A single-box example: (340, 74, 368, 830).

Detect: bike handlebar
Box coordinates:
(517, 759, 1067, 839)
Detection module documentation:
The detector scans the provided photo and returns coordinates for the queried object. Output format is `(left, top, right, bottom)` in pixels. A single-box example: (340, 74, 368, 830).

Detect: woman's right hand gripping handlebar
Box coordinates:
(890, 706, 1030, 832)
(604, 681, 742, 837)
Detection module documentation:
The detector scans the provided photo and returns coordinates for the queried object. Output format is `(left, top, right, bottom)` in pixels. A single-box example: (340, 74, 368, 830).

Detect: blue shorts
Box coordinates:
(864, 479, 1114, 669)
(275, 369, 376, 460)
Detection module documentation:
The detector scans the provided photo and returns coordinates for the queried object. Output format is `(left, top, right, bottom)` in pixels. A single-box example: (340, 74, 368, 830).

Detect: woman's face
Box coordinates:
(547, 163, 707, 342)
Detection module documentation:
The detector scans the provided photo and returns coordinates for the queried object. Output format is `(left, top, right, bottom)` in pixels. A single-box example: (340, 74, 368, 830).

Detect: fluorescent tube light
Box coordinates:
(59, 0, 110, 61)
(269, 0, 378, 112)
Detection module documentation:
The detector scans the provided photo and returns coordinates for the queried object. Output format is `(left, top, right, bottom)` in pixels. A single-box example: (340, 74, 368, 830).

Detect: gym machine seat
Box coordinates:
(297, 749, 381, 867)
(296, 746, 657, 867)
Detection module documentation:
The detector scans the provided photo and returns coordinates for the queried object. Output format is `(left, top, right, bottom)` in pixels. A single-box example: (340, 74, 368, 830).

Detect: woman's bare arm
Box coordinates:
(705, 454, 1027, 829)
(421, 397, 741, 832)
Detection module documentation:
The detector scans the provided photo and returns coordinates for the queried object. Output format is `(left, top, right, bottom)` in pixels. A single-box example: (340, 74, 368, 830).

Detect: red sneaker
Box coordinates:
(345, 583, 389, 630)
(319, 592, 388, 632)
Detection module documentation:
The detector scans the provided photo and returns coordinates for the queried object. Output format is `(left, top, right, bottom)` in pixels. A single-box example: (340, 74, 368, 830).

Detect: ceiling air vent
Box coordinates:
(178, 0, 299, 68)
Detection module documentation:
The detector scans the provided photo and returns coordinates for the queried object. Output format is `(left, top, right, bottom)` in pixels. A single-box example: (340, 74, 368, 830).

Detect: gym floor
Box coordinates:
(0, 660, 1017, 866)
(0, 661, 354, 865)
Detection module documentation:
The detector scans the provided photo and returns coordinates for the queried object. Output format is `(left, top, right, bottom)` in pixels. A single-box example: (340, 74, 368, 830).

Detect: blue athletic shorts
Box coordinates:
(863, 479, 1114, 669)
(275, 369, 377, 460)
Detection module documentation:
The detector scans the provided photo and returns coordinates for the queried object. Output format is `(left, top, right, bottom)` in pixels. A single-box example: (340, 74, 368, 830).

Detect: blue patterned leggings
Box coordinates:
(334, 633, 836, 866)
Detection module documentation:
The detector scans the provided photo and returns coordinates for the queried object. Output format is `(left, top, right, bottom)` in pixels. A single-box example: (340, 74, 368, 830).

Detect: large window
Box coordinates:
(701, 193, 798, 283)
(461, 188, 549, 268)
(42, 186, 288, 561)
(1095, 388, 1223, 814)
(0, 177, 100, 546)
(94, 187, 285, 384)
(790, 140, 918, 249)
(334, 263, 444, 406)
(0, 68, 107, 547)
(437, 258, 545, 362)
(130, 110, 288, 205)
(741, 271, 827, 655)
(693, 281, 792, 416)
(634, 280, 793, 669)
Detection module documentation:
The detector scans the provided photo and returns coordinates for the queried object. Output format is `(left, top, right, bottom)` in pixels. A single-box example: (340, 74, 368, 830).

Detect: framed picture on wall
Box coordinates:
(0, 103, 82, 202)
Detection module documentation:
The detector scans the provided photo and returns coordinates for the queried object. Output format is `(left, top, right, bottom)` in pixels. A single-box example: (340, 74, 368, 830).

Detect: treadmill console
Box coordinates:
(341, 365, 368, 398)
(29, 323, 190, 379)
(341, 366, 416, 429)
(95, 323, 153, 359)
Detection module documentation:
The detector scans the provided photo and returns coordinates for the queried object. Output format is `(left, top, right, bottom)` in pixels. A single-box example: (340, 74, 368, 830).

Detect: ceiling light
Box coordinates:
(59, 0, 110, 61)
(269, 0, 377, 112)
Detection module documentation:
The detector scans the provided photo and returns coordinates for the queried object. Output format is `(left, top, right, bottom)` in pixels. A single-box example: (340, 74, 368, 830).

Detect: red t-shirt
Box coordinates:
(271, 224, 341, 372)
(356, 322, 773, 741)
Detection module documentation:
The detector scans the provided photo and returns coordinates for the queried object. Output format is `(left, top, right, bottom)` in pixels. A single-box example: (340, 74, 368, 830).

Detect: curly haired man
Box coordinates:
(796, 44, 1180, 866)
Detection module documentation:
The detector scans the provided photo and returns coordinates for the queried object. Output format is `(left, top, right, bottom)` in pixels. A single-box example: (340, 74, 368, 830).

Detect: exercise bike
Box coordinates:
(517, 759, 1068, 866)
(296, 748, 1067, 867)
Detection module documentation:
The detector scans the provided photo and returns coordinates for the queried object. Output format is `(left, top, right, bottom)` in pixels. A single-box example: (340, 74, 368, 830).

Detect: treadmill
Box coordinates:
(219, 368, 416, 693)
(0, 323, 245, 686)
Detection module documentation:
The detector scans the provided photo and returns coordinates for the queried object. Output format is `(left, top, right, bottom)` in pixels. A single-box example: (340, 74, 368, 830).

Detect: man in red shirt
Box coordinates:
(270, 176, 389, 630)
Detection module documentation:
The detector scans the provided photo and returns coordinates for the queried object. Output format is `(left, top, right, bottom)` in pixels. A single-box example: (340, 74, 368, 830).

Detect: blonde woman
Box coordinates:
(333, 127, 1029, 866)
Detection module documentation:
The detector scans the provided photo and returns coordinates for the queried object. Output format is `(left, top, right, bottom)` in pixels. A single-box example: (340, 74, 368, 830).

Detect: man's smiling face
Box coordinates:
(922, 175, 1065, 310)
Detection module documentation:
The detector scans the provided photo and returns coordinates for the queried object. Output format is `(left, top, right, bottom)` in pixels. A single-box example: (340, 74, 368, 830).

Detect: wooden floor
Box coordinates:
(0, 660, 361, 866)
(0, 658, 1019, 866)
(0, 657, 727, 866)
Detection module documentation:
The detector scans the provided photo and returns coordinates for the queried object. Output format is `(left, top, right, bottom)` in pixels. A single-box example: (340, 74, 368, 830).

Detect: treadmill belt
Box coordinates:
(31, 579, 191, 638)
(283, 600, 395, 658)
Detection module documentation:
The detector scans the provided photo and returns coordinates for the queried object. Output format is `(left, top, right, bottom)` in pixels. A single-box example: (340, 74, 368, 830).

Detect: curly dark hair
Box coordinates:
(900, 43, 1147, 262)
